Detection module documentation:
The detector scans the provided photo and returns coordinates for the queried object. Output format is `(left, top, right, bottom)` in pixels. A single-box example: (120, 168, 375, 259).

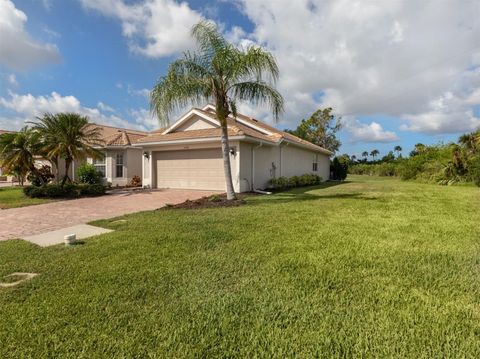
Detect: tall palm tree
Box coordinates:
(151, 21, 284, 200)
(394, 145, 402, 158)
(0, 127, 41, 185)
(370, 149, 379, 161)
(362, 151, 369, 161)
(49, 113, 104, 185)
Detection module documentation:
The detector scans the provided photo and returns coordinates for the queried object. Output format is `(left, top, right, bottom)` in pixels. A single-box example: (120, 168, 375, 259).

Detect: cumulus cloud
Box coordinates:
(235, 0, 480, 136)
(80, 0, 202, 57)
(0, 91, 156, 131)
(0, 0, 60, 70)
(343, 116, 399, 143)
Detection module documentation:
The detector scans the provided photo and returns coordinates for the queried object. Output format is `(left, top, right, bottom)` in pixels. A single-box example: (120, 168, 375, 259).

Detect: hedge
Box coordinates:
(269, 173, 323, 190)
(23, 183, 106, 199)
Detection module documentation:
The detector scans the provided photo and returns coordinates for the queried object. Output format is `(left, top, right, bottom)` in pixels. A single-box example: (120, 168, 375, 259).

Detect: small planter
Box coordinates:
(64, 234, 76, 246)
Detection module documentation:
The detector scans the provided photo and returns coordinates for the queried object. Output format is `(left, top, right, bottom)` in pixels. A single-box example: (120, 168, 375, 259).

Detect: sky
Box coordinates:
(0, 0, 479, 158)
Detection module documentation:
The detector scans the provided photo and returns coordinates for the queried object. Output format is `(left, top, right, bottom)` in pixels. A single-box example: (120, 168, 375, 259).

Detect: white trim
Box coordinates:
(162, 109, 221, 134)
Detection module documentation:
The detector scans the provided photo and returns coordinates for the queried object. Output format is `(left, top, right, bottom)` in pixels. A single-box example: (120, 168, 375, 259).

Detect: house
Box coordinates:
(0, 125, 148, 186)
(84, 124, 148, 186)
(135, 105, 332, 192)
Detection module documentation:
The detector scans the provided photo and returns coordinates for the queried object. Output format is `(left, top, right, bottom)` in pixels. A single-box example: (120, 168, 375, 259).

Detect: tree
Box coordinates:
(382, 151, 395, 162)
(0, 127, 41, 185)
(394, 145, 402, 158)
(285, 108, 342, 153)
(41, 113, 104, 186)
(362, 151, 369, 161)
(151, 21, 283, 200)
(31, 113, 62, 182)
(350, 154, 357, 163)
(370, 149, 379, 161)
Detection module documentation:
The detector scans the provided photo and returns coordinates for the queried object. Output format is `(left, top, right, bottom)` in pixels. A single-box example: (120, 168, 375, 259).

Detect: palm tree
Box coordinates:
(31, 113, 62, 182)
(47, 113, 104, 185)
(350, 155, 357, 163)
(0, 127, 41, 185)
(394, 145, 402, 158)
(370, 149, 379, 161)
(151, 21, 284, 200)
(362, 151, 369, 161)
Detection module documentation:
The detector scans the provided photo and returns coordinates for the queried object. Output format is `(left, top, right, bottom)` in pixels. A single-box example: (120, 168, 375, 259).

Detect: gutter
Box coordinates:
(132, 135, 246, 147)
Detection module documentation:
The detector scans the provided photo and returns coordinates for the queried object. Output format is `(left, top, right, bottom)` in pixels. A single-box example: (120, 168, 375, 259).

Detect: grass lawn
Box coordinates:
(0, 186, 53, 209)
(0, 176, 479, 357)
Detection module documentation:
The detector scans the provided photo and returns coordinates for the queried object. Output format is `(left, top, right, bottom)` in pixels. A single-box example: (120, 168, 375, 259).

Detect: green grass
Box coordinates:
(0, 187, 53, 209)
(1, 176, 479, 357)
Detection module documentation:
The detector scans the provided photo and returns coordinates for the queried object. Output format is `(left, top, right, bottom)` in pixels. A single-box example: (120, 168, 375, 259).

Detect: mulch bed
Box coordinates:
(159, 193, 257, 210)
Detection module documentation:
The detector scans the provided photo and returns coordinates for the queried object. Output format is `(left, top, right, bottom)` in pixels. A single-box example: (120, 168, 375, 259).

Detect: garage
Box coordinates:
(155, 148, 226, 190)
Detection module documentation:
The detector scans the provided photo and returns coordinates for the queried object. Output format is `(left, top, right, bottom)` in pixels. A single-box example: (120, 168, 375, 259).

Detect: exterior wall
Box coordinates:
(175, 116, 216, 131)
(87, 147, 143, 186)
(281, 145, 330, 181)
(239, 141, 331, 190)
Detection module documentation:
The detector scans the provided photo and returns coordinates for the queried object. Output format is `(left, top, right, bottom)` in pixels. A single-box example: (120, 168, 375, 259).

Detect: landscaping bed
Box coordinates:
(161, 193, 252, 210)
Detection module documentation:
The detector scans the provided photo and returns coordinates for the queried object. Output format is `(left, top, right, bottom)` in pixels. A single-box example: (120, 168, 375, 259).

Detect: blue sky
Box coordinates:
(1, 0, 479, 158)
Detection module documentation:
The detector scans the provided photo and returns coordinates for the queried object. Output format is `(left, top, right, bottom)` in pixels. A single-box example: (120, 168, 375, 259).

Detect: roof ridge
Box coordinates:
(89, 122, 148, 134)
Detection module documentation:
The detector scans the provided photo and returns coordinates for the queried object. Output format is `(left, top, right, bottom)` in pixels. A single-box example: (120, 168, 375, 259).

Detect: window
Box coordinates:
(312, 154, 318, 172)
(93, 154, 106, 177)
(115, 153, 124, 178)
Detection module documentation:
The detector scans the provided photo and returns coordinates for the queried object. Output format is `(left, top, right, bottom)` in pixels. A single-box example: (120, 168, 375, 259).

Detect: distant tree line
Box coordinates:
(347, 130, 480, 186)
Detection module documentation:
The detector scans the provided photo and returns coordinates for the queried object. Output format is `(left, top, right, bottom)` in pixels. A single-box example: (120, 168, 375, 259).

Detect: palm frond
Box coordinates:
(230, 81, 284, 120)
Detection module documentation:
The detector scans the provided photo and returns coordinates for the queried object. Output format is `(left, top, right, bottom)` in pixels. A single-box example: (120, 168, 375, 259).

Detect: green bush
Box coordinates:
(468, 156, 480, 187)
(27, 165, 55, 186)
(23, 183, 106, 198)
(331, 156, 348, 180)
(269, 174, 322, 190)
(77, 162, 102, 185)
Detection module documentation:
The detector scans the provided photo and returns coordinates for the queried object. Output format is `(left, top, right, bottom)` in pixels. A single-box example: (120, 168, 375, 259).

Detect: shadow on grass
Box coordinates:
(247, 181, 374, 206)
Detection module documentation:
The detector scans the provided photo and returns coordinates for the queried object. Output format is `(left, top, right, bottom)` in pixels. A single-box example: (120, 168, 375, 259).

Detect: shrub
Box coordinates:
(468, 156, 480, 187)
(208, 194, 222, 202)
(27, 165, 54, 186)
(269, 174, 322, 190)
(23, 183, 106, 198)
(331, 156, 348, 180)
(129, 175, 142, 187)
(77, 162, 102, 185)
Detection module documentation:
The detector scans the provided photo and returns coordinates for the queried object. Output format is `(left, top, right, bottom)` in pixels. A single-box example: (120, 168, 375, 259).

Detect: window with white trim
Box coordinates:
(93, 154, 106, 177)
(312, 154, 318, 172)
(115, 153, 124, 178)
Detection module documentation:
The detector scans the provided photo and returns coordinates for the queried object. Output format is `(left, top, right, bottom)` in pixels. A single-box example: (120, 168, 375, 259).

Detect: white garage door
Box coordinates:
(155, 148, 226, 190)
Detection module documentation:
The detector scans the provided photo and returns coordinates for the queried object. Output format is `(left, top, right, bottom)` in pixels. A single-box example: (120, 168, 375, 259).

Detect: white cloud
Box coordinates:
(97, 101, 115, 112)
(0, 0, 60, 70)
(343, 116, 399, 143)
(400, 92, 480, 134)
(80, 0, 202, 57)
(235, 0, 480, 137)
(7, 74, 18, 86)
(0, 91, 154, 131)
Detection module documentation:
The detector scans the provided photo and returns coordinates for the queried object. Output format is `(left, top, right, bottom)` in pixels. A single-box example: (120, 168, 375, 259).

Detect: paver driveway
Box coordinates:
(0, 189, 216, 241)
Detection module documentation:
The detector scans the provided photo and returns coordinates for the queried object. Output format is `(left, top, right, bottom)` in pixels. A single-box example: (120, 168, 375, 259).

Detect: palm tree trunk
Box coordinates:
(52, 157, 60, 183)
(62, 158, 71, 186)
(220, 123, 236, 200)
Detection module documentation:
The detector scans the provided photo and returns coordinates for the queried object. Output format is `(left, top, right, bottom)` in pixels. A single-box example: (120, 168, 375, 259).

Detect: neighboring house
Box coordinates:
(135, 105, 332, 192)
(85, 124, 148, 186)
(0, 125, 148, 186)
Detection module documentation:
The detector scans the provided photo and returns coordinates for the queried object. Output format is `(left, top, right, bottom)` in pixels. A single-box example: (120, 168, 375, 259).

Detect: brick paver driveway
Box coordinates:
(0, 189, 216, 241)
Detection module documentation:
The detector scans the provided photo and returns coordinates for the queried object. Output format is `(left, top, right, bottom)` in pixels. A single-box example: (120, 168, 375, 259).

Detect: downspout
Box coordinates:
(252, 142, 262, 191)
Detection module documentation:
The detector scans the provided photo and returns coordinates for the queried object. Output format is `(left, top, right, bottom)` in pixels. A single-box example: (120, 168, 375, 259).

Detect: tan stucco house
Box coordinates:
(135, 105, 332, 192)
(1, 105, 332, 190)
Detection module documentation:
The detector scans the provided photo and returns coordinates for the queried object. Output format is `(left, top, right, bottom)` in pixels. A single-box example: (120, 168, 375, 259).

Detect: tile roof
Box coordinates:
(137, 107, 332, 154)
(86, 123, 148, 146)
